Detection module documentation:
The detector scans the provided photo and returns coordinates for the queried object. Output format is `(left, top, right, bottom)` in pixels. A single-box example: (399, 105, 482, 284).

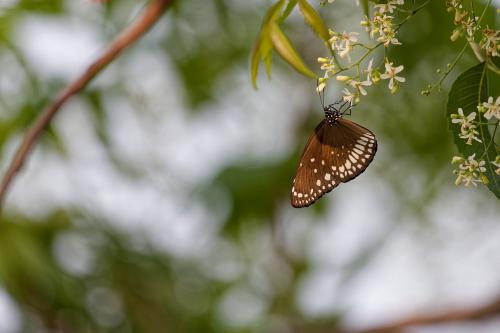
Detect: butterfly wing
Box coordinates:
(291, 118, 377, 208)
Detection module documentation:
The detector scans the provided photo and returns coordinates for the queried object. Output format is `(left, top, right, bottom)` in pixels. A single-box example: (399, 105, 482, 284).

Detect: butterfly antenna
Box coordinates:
(316, 79, 325, 109)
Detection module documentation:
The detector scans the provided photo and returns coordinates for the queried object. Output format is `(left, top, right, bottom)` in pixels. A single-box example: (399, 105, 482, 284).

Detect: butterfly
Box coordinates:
(291, 97, 377, 208)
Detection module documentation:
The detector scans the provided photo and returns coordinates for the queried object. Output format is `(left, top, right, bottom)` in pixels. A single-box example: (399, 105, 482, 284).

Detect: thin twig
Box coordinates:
(297, 296, 500, 333)
(0, 0, 173, 208)
(343, 297, 500, 333)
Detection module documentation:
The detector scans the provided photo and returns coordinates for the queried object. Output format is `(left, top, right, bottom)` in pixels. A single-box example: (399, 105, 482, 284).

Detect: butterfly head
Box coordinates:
(324, 104, 342, 126)
(323, 99, 354, 126)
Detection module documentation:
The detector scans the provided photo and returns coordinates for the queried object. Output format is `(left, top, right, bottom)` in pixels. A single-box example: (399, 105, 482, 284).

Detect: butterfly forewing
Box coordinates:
(291, 118, 377, 208)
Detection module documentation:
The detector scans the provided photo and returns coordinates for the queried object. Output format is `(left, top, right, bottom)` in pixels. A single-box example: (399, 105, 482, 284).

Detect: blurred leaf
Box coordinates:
(269, 23, 317, 79)
(298, 0, 329, 43)
(250, 0, 285, 88)
(360, 0, 370, 18)
(18, 0, 64, 13)
(250, 32, 263, 88)
(210, 158, 297, 233)
(280, 0, 298, 23)
(447, 62, 500, 199)
(263, 39, 273, 78)
(262, 0, 286, 25)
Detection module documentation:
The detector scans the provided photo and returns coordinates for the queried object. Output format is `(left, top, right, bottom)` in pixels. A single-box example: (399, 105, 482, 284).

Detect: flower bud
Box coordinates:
(454, 10, 466, 24)
(336, 75, 350, 82)
(390, 85, 399, 94)
(450, 28, 462, 41)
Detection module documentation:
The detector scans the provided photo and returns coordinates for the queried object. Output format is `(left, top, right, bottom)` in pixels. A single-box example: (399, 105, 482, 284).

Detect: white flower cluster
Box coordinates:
(362, 0, 403, 47)
(316, 0, 406, 102)
(451, 154, 487, 186)
(447, 0, 499, 57)
(450, 108, 481, 145)
(450, 96, 500, 187)
(478, 96, 500, 120)
(330, 31, 358, 61)
(492, 155, 500, 176)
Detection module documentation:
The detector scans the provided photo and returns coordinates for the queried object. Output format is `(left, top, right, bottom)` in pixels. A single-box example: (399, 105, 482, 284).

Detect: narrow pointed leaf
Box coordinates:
(447, 62, 500, 198)
(298, 0, 329, 42)
(360, 0, 370, 18)
(250, 0, 285, 88)
(250, 32, 263, 88)
(269, 23, 316, 78)
(280, 0, 299, 23)
(262, 0, 286, 25)
(263, 46, 273, 79)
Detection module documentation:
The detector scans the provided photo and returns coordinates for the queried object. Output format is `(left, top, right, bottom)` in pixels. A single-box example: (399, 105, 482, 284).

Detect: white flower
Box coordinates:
(342, 88, 358, 103)
(480, 27, 499, 57)
(348, 79, 372, 96)
(452, 153, 487, 187)
(380, 62, 405, 90)
(330, 31, 358, 62)
(318, 56, 336, 77)
(451, 108, 482, 145)
(451, 107, 475, 127)
(377, 29, 401, 46)
(374, 0, 404, 14)
(364, 59, 374, 81)
(481, 96, 500, 120)
(492, 156, 500, 175)
(459, 126, 481, 145)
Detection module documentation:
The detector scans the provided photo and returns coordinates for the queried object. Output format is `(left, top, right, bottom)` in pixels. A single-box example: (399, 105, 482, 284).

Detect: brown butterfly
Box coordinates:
(291, 99, 377, 208)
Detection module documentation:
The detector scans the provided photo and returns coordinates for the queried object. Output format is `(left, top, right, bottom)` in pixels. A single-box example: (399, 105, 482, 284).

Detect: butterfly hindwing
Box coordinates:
(325, 118, 377, 183)
(291, 121, 340, 208)
(291, 118, 377, 208)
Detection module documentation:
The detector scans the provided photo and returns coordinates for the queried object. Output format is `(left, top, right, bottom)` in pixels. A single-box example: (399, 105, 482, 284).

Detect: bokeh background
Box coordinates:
(0, 0, 499, 332)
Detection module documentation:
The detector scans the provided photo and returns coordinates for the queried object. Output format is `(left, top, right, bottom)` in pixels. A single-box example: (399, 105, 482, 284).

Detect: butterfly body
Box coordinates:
(291, 103, 377, 208)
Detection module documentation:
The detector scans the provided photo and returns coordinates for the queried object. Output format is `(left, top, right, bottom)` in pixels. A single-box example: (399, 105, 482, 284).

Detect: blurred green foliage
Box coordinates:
(0, 0, 499, 332)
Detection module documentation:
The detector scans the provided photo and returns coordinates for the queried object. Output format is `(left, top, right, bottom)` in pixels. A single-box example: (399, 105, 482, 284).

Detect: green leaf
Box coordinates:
(269, 23, 317, 79)
(280, 0, 299, 23)
(250, 0, 285, 88)
(250, 32, 263, 88)
(360, 0, 370, 18)
(262, 0, 286, 25)
(298, 0, 329, 43)
(263, 41, 273, 79)
(447, 62, 500, 198)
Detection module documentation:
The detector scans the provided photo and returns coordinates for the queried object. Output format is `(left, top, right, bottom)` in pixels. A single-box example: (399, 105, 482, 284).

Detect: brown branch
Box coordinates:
(0, 0, 174, 207)
(308, 296, 500, 333)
